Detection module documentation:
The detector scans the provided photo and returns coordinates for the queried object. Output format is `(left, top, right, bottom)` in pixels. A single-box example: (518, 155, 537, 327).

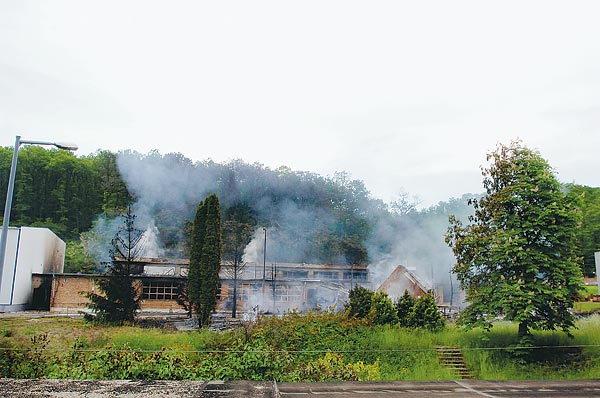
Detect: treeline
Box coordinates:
(1, 146, 599, 275)
(0, 146, 129, 239)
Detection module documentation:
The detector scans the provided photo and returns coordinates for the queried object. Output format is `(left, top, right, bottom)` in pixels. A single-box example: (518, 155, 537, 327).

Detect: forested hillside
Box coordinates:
(0, 146, 129, 239)
(1, 146, 598, 280)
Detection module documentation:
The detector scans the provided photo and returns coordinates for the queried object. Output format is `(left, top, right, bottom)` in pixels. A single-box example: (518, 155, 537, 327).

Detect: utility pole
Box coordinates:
(262, 227, 267, 282)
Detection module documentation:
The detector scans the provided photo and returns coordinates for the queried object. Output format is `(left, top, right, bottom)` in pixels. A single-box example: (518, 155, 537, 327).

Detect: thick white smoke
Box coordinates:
(86, 150, 476, 306)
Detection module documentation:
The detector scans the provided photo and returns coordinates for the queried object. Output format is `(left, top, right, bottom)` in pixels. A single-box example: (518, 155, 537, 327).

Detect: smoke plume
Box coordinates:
(87, 150, 475, 304)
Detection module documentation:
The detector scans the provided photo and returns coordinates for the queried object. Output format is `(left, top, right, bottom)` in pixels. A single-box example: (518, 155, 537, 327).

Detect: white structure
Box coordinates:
(0, 227, 65, 311)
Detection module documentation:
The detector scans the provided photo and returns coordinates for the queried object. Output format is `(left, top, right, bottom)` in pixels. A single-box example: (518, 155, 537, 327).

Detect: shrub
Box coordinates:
(409, 292, 445, 332)
(346, 286, 374, 319)
(297, 352, 380, 382)
(395, 290, 416, 327)
(369, 292, 398, 325)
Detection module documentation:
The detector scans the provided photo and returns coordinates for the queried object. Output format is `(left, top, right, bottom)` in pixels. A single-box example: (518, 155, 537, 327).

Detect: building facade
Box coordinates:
(0, 227, 65, 312)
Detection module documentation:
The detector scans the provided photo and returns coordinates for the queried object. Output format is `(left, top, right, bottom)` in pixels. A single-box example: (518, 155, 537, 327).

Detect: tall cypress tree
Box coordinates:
(188, 194, 222, 327)
(187, 198, 207, 319)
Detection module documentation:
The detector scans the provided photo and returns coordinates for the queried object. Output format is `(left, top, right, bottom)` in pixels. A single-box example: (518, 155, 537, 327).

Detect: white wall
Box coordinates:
(0, 227, 65, 311)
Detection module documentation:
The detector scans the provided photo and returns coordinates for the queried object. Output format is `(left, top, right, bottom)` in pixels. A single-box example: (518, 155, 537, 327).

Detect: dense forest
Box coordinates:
(1, 146, 599, 282)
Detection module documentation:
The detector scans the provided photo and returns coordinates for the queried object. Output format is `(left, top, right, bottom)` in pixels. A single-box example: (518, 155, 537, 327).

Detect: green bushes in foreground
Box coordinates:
(0, 313, 599, 381)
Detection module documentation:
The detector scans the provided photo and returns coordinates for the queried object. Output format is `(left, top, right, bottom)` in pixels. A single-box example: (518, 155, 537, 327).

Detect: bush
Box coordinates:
(395, 290, 416, 327)
(345, 286, 374, 319)
(369, 292, 398, 325)
(296, 352, 380, 382)
(409, 292, 445, 332)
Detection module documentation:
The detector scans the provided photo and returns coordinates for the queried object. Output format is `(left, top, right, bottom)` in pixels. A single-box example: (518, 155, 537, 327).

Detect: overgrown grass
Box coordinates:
(1, 313, 599, 381)
(582, 285, 599, 296)
(574, 301, 600, 314)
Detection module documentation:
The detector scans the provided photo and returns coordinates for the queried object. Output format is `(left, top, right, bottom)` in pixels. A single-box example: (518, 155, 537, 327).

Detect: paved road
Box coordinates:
(277, 380, 600, 397)
(1, 379, 599, 397)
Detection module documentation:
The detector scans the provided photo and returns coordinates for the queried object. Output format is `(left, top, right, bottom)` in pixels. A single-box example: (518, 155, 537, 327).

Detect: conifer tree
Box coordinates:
(395, 290, 416, 327)
(345, 286, 374, 319)
(85, 206, 143, 324)
(369, 291, 398, 325)
(188, 194, 223, 327)
(409, 292, 445, 332)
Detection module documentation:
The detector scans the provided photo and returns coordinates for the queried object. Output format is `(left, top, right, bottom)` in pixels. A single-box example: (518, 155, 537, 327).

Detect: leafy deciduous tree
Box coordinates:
(566, 185, 600, 277)
(446, 141, 583, 338)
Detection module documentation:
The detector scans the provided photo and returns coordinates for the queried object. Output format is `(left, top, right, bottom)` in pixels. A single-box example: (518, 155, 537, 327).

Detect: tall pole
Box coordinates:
(262, 227, 267, 282)
(0, 136, 22, 294)
(0, 136, 77, 299)
(449, 270, 454, 309)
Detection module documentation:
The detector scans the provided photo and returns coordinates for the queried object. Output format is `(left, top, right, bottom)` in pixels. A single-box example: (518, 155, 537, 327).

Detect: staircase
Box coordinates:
(436, 346, 472, 379)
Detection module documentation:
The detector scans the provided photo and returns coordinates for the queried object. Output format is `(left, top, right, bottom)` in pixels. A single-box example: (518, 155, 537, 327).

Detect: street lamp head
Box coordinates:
(54, 142, 78, 151)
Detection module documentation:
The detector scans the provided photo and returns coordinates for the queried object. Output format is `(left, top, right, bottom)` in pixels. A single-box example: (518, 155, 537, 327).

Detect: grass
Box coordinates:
(1, 314, 600, 381)
(582, 285, 599, 296)
(574, 301, 600, 314)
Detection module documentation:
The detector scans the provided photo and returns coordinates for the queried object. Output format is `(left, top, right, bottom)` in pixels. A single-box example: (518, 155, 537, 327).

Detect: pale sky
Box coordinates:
(1, 1, 599, 207)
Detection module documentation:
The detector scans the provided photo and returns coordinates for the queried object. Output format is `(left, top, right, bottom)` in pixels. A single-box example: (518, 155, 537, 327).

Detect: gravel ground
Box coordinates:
(0, 379, 276, 398)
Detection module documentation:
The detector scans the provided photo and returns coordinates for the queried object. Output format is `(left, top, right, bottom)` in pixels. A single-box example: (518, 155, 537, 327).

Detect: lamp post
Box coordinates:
(262, 227, 267, 282)
(0, 135, 77, 297)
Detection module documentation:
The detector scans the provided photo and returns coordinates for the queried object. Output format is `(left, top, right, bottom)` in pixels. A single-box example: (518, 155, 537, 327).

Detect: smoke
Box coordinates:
(242, 228, 267, 263)
(83, 213, 165, 269)
(139, 219, 165, 258)
(87, 150, 476, 305)
(366, 195, 476, 303)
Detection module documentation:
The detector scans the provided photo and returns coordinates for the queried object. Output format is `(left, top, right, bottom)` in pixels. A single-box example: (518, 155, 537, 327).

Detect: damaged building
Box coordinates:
(46, 259, 370, 314)
(42, 258, 437, 315)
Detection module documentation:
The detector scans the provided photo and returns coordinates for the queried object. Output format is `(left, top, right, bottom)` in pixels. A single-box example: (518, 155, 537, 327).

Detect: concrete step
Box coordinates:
(435, 346, 473, 379)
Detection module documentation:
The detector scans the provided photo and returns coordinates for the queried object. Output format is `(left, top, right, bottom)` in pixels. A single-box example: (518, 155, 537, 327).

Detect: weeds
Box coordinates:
(0, 314, 599, 381)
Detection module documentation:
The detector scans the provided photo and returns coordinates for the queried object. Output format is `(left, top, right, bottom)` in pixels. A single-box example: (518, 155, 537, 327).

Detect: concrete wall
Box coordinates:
(0, 227, 65, 311)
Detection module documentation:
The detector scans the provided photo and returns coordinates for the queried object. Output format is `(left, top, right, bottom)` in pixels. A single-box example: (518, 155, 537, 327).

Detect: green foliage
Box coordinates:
(188, 194, 223, 327)
(85, 207, 142, 324)
(3, 314, 600, 381)
(566, 184, 600, 276)
(447, 141, 584, 338)
(345, 286, 374, 319)
(0, 146, 128, 241)
(409, 292, 446, 332)
(64, 239, 96, 273)
(395, 290, 416, 327)
(369, 292, 398, 325)
(297, 352, 380, 381)
(346, 287, 443, 331)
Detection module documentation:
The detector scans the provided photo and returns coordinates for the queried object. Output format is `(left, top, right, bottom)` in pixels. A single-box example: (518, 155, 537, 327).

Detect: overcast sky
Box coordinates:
(1, 1, 599, 207)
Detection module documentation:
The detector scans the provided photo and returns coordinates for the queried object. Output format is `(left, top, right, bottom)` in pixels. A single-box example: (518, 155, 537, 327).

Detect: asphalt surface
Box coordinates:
(1, 379, 600, 398)
(277, 380, 600, 397)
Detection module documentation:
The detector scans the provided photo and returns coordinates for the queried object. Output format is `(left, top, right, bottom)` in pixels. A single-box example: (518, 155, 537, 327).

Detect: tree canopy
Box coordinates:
(2, 145, 598, 288)
(446, 141, 583, 338)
